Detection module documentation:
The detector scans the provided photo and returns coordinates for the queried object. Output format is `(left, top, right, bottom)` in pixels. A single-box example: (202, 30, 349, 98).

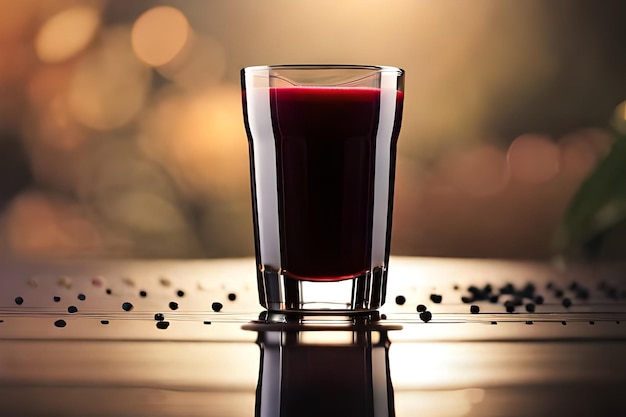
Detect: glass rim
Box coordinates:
(242, 64, 404, 76)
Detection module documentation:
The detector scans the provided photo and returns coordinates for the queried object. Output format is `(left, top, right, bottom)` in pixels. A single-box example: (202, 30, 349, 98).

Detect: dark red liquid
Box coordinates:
(270, 87, 403, 280)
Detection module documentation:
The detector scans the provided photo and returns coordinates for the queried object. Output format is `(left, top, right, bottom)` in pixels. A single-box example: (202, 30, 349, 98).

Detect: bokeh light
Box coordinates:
(4, 191, 102, 258)
(507, 134, 560, 184)
(35, 6, 101, 64)
(68, 26, 152, 130)
(613, 99, 626, 134)
(437, 145, 509, 197)
(131, 6, 190, 67)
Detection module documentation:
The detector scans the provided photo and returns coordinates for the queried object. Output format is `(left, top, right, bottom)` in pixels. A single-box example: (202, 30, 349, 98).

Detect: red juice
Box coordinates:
(269, 87, 403, 281)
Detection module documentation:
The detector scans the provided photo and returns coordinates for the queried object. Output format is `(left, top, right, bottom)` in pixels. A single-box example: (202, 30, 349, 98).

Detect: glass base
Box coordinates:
(257, 266, 387, 313)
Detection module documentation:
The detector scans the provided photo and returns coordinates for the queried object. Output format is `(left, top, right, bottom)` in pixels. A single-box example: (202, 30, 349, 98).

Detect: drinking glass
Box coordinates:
(241, 64, 404, 314)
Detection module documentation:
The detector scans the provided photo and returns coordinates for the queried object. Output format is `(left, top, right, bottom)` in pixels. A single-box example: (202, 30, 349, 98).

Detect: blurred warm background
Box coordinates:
(0, 0, 625, 260)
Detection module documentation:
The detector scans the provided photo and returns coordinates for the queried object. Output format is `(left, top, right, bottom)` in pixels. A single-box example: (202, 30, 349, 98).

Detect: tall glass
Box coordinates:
(241, 65, 404, 314)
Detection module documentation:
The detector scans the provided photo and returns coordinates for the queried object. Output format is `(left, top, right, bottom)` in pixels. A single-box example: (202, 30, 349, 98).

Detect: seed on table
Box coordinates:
(561, 321, 567, 325)
(53, 296, 61, 302)
(525, 303, 536, 313)
(395, 295, 406, 305)
(228, 293, 237, 301)
(211, 302, 223, 312)
(67, 306, 78, 314)
(14, 297, 24, 305)
(589, 321, 595, 325)
(139, 290, 147, 297)
(430, 294, 442, 304)
(122, 302, 134, 312)
(461, 296, 473, 304)
(489, 294, 499, 303)
(525, 321, 533, 325)
(554, 289, 564, 298)
(203, 321, 212, 325)
(419, 310, 432, 323)
(562, 298, 572, 308)
(54, 319, 67, 328)
(505, 303, 515, 313)
(176, 290, 185, 297)
(416, 304, 427, 312)
(169, 301, 179, 310)
(106, 289, 112, 295)
(154, 313, 165, 321)
(77, 293, 86, 301)
(100, 320, 109, 325)
(156, 321, 170, 329)
(470, 305, 480, 314)
(490, 321, 497, 325)
(533, 295, 544, 305)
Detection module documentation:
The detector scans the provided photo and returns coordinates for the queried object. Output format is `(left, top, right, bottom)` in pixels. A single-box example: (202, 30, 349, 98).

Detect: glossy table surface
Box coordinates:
(1, 256, 625, 417)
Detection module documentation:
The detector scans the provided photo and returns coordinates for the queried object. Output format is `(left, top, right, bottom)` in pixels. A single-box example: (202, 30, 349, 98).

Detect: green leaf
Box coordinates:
(556, 130, 626, 256)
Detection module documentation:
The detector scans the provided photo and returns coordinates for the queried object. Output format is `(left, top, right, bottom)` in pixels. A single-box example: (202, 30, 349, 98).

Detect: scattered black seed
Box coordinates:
(14, 296, 24, 305)
(169, 301, 179, 310)
(568, 281, 579, 291)
(521, 283, 536, 299)
(575, 287, 589, 300)
(176, 289, 185, 297)
(430, 294, 442, 304)
(554, 289, 564, 298)
(419, 310, 432, 323)
(525, 303, 536, 313)
(228, 292, 237, 301)
(505, 303, 515, 313)
(561, 321, 567, 325)
(106, 288, 112, 295)
(461, 296, 473, 304)
(512, 296, 524, 307)
(395, 295, 406, 305)
(483, 283, 493, 294)
(154, 313, 165, 321)
(490, 321, 497, 325)
(211, 302, 223, 312)
(77, 293, 86, 301)
(589, 321, 595, 325)
(53, 296, 61, 302)
(489, 294, 499, 303)
(546, 282, 554, 290)
(468, 286, 482, 298)
(416, 304, 427, 312)
(453, 284, 459, 290)
(562, 298, 572, 308)
(100, 320, 109, 325)
(156, 321, 170, 329)
(380, 314, 387, 320)
(54, 319, 67, 328)
(470, 305, 480, 314)
(500, 283, 515, 295)
(534, 295, 544, 305)
(139, 290, 148, 297)
(203, 320, 212, 325)
(617, 321, 621, 325)
(122, 302, 133, 312)
(67, 305, 78, 314)
(0, 320, 3, 323)
(606, 287, 618, 300)
(525, 321, 533, 325)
